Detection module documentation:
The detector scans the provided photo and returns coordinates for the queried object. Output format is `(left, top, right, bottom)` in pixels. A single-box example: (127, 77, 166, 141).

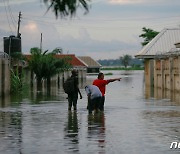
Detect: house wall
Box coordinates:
(28, 67, 87, 92)
(148, 56, 180, 92)
(0, 58, 10, 96)
(144, 59, 154, 87)
(87, 67, 100, 74)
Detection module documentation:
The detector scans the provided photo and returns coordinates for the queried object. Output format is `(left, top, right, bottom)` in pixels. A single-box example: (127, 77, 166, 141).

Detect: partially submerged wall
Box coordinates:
(145, 56, 180, 92)
(0, 58, 10, 96)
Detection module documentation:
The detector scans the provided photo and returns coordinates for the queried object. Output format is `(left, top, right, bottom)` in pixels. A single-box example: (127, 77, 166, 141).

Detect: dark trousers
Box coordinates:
(68, 93, 78, 110)
(88, 97, 101, 113)
(99, 96, 105, 111)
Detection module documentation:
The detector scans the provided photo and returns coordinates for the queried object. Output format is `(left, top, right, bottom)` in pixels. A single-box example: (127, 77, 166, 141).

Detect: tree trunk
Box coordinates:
(37, 78, 42, 91)
(47, 77, 51, 95)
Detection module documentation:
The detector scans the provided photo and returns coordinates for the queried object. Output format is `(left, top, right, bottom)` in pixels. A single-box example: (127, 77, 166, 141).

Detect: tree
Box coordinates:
(120, 54, 132, 68)
(139, 27, 159, 46)
(43, 0, 90, 18)
(28, 47, 71, 90)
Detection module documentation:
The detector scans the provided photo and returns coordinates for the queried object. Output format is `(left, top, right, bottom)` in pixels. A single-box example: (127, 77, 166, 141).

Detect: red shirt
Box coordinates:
(93, 79, 109, 96)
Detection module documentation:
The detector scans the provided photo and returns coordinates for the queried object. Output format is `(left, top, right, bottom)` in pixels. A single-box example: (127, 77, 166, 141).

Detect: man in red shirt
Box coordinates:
(93, 72, 121, 111)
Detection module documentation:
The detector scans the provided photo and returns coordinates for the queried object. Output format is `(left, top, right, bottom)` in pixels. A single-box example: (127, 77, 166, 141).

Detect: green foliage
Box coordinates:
(120, 54, 132, 68)
(43, 0, 90, 18)
(98, 58, 143, 67)
(101, 66, 144, 71)
(28, 47, 71, 84)
(10, 69, 22, 93)
(10, 52, 24, 60)
(10, 52, 29, 94)
(104, 72, 113, 75)
(139, 27, 159, 46)
(10, 69, 29, 94)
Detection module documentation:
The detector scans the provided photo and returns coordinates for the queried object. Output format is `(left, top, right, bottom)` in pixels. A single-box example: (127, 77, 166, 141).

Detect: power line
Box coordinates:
(7, 0, 17, 28)
(3, 0, 14, 34)
(22, 16, 180, 30)
(23, 14, 180, 22)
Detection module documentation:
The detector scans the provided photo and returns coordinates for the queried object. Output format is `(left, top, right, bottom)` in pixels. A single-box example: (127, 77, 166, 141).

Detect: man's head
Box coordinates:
(98, 72, 104, 79)
(71, 69, 78, 76)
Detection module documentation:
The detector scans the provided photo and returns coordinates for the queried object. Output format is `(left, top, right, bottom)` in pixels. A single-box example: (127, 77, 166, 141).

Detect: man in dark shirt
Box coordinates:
(68, 69, 82, 111)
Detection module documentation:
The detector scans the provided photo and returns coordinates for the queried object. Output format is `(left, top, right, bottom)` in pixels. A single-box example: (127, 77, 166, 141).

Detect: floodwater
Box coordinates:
(0, 70, 180, 154)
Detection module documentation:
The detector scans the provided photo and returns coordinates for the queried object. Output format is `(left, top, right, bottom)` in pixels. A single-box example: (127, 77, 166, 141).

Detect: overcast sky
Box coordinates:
(0, 0, 180, 60)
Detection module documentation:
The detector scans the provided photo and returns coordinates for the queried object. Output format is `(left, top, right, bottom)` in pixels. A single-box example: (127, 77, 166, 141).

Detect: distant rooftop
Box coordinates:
(25, 54, 87, 67)
(135, 28, 180, 58)
(55, 54, 87, 67)
(78, 56, 101, 68)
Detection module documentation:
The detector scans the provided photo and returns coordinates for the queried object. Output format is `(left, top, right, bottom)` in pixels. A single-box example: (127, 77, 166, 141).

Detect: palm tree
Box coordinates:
(139, 27, 159, 46)
(43, 0, 90, 18)
(120, 54, 132, 68)
(28, 47, 71, 90)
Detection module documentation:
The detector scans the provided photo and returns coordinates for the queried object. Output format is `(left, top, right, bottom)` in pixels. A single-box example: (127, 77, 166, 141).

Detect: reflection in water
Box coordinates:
(64, 111, 79, 152)
(0, 71, 180, 153)
(0, 77, 88, 107)
(142, 110, 180, 145)
(0, 111, 22, 154)
(0, 95, 10, 107)
(87, 113, 106, 153)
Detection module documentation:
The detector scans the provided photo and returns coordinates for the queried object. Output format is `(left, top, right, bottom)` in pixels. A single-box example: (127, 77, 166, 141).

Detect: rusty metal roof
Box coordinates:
(135, 28, 180, 58)
(24, 54, 87, 67)
(55, 54, 87, 67)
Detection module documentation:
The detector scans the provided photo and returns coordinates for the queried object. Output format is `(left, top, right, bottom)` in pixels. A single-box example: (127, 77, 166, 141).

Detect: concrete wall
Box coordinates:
(144, 59, 154, 87)
(145, 55, 180, 92)
(28, 67, 87, 92)
(0, 58, 10, 96)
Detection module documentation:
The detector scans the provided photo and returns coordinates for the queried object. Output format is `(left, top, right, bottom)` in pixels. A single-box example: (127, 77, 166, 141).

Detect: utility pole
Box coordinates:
(17, 11, 22, 38)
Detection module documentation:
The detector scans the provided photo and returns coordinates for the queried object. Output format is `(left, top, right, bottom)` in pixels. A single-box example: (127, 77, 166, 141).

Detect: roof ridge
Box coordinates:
(143, 28, 167, 55)
(76, 56, 88, 67)
(136, 28, 180, 58)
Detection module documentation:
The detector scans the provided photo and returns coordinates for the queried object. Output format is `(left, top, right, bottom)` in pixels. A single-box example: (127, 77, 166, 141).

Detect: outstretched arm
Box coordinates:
(107, 78, 121, 83)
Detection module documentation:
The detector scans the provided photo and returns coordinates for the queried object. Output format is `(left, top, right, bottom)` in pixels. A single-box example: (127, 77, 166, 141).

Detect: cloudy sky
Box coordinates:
(0, 0, 180, 60)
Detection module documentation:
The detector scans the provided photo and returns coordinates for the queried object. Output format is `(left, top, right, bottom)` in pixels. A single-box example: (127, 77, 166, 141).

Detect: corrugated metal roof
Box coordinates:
(135, 28, 180, 58)
(78, 56, 101, 67)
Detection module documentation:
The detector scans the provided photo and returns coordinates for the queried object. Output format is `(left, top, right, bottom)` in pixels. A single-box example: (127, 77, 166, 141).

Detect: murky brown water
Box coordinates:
(0, 70, 180, 154)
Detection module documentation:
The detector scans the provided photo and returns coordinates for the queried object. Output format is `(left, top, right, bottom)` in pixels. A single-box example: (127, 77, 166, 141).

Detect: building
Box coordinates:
(55, 54, 87, 79)
(23, 54, 87, 92)
(135, 28, 180, 92)
(0, 52, 10, 96)
(78, 56, 101, 74)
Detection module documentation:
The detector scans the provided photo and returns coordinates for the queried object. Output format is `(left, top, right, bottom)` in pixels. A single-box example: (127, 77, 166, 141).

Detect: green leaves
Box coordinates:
(43, 0, 90, 18)
(10, 69, 23, 93)
(139, 27, 159, 46)
(120, 54, 132, 68)
(28, 47, 71, 83)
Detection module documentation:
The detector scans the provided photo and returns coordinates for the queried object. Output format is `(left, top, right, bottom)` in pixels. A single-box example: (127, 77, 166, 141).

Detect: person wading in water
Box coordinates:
(93, 72, 121, 111)
(64, 69, 82, 111)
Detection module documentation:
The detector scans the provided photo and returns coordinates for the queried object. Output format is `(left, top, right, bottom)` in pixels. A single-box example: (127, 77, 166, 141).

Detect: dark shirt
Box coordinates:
(71, 75, 79, 93)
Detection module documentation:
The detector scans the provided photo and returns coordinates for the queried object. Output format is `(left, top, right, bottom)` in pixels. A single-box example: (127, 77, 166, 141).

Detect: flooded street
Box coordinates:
(0, 70, 180, 154)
